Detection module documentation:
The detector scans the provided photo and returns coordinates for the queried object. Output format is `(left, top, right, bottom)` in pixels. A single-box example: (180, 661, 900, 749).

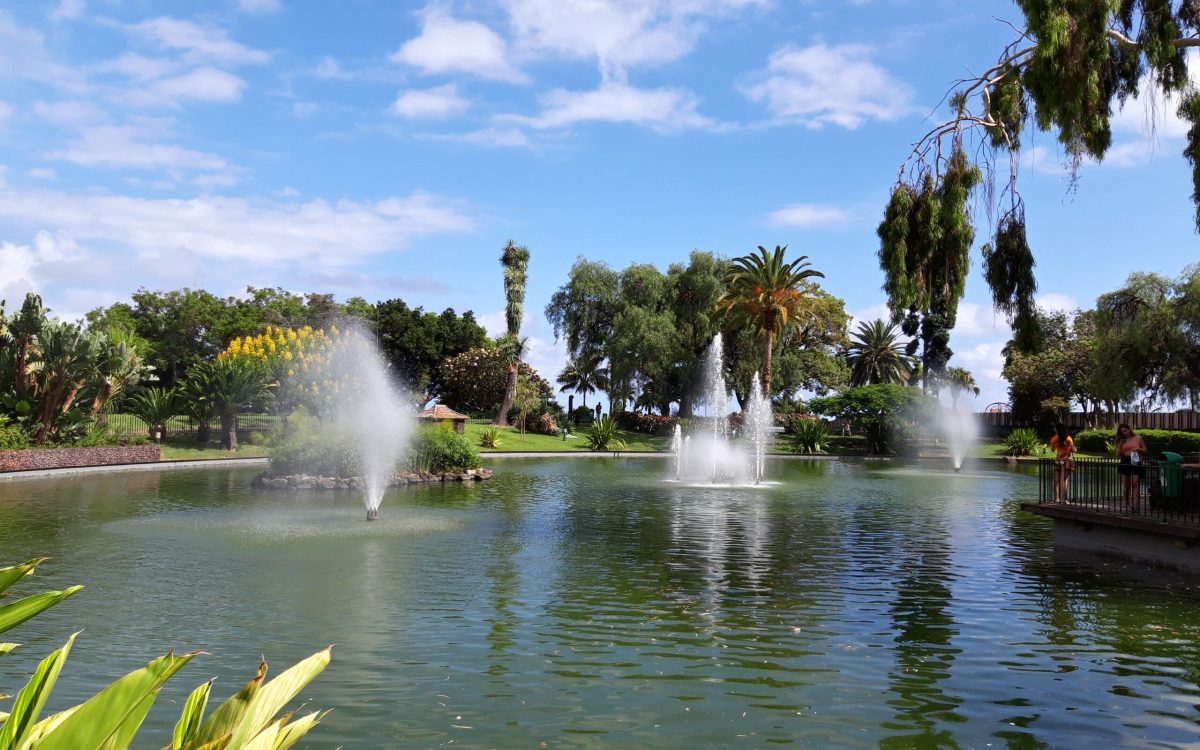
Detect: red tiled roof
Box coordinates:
(417, 404, 468, 420)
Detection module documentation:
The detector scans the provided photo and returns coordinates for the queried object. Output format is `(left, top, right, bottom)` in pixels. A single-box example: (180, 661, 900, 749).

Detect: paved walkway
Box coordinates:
(0, 457, 269, 481)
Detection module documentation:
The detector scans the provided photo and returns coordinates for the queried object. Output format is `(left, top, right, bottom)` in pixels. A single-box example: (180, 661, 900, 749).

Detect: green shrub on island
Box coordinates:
(787, 418, 829, 454)
(414, 424, 481, 472)
(269, 430, 361, 478)
(0, 557, 331, 748)
(1075, 428, 1200, 457)
(1005, 427, 1042, 456)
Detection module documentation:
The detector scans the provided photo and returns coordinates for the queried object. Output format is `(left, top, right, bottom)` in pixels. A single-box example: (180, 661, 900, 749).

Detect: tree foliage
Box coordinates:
(717, 245, 825, 396)
(892, 2, 1200, 343)
(370, 300, 488, 406)
(846, 319, 914, 387)
(810, 384, 935, 455)
(1, 294, 153, 444)
(439, 346, 552, 417)
(494, 240, 531, 426)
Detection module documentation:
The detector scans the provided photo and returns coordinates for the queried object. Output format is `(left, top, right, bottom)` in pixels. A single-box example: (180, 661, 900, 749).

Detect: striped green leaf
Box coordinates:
(224, 648, 332, 750)
(0, 633, 77, 750)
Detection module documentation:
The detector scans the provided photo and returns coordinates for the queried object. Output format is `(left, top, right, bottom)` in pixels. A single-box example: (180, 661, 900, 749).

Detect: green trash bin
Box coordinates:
(1160, 451, 1184, 498)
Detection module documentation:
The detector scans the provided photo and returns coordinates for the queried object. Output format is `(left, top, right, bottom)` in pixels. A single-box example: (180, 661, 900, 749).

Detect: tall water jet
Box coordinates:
(669, 335, 772, 485)
(328, 329, 414, 520)
(671, 424, 683, 481)
(940, 406, 979, 472)
(746, 374, 771, 484)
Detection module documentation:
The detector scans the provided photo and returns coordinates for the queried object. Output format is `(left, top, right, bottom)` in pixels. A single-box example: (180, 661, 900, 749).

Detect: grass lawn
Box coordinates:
(462, 419, 668, 453)
(157, 435, 270, 461)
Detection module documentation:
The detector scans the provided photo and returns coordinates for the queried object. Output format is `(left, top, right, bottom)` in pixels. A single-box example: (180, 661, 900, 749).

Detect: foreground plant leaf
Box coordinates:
(0, 588, 83, 637)
(224, 647, 332, 750)
(0, 633, 77, 750)
(29, 651, 195, 750)
(0, 560, 48, 599)
(171, 680, 214, 750)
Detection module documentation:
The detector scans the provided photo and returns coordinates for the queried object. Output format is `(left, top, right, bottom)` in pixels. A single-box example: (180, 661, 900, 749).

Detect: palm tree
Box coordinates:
(493, 240, 531, 427)
(716, 245, 824, 396)
(846, 319, 914, 386)
(205, 358, 274, 450)
(126, 387, 178, 441)
(556, 351, 609, 408)
(942, 366, 980, 409)
(179, 364, 219, 443)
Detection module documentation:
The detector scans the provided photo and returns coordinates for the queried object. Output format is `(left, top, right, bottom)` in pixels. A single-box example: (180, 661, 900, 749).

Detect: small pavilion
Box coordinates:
(417, 404, 469, 433)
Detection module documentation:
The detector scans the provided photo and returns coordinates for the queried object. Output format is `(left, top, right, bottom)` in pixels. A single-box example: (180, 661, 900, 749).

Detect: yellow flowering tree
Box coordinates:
(218, 324, 345, 420)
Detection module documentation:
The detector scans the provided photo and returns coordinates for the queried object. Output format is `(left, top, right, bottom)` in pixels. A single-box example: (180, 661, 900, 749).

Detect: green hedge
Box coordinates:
(1075, 428, 1200, 456)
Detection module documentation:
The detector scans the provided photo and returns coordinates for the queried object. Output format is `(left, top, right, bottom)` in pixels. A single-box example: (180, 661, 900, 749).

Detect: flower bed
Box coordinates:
(0, 444, 161, 472)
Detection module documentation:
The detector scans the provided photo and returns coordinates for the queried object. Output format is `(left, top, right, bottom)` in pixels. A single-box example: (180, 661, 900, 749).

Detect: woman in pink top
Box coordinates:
(1115, 423, 1148, 512)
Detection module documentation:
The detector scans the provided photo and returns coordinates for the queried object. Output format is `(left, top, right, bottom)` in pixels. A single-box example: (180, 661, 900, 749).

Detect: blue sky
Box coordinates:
(0, 0, 1196, 410)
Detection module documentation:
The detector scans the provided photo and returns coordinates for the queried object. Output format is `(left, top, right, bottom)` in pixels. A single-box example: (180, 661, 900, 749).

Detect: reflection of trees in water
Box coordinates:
(879, 521, 964, 750)
(996, 489, 1200, 735)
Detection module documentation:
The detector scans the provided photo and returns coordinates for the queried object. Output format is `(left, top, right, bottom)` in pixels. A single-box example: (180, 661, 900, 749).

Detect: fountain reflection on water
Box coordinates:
(670, 334, 774, 486)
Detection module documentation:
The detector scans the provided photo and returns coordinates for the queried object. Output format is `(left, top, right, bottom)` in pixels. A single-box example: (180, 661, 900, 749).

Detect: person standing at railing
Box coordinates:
(1050, 422, 1076, 502)
(1115, 423, 1148, 512)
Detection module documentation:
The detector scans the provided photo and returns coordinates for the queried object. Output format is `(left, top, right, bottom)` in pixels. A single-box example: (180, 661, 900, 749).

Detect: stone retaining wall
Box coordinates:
(0, 444, 162, 472)
(253, 467, 493, 490)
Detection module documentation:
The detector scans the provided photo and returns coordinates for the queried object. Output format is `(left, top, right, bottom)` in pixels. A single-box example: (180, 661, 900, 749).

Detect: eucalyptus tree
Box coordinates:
(716, 245, 825, 397)
(877, 146, 981, 390)
(545, 258, 620, 366)
(493, 240, 531, 427)
(846, 319, 914, 387)
(888, 2, 1200, 346)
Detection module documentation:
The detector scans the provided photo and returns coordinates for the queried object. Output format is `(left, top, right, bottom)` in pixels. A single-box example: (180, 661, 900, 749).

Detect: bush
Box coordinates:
(787, 418, 828, 454)
(479, 426, 502, 448)
(530, 412, 559, 436)
(586, 416, 625, 451)
(270, 430, 360, 477)
(1075, 428, 1200, 456)
(614, 411, 677, 436)
(569, 405, 595, 427)
(415, 424, 480, 472)
(1005, 427, 1042, 456)
(781, 413, 818, 435)
(438, 347, 553, 415)
(247, 430, 267, 446)
(0, 422, 30, 450)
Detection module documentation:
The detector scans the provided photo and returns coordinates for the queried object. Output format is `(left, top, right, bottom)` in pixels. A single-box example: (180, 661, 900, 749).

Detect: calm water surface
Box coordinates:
(2, 458, 1199, 749)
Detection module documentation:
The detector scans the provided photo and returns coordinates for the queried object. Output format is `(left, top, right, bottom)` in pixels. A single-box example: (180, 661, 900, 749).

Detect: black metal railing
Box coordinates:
(98, 412, 280, 437)
(1036, 457, 1200, 526)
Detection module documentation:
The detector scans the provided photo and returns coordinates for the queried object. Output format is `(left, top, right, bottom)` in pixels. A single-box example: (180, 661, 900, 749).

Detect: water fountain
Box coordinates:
(669, 334, 773, 485)
(328, 329, 414, 520)
(940, 406, 979, 472)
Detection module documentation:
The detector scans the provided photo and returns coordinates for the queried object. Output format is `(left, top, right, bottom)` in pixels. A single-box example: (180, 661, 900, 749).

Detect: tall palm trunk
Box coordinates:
(762, 328, 774, 398)
(495, 364, 517, 427)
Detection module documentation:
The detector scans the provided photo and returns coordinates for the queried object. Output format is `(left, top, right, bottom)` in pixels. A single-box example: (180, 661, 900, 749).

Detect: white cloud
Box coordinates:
(950, 302, 1011, 339)
(127, 17, 269, 65)
(505, 0, 769, 81)
(0, 12, 87, 90)
(390, 84, 470, 119)
(740, 43, 915, 129)
(0, 189, 475, 269)
(48, 125, 231, 173)
(432, 127, 531, 148)
(126, 66, 246, 107)
(765, 203, 850, 228)
(312, 55, 351, 80)
(1036, 292, 1078, 313)
(236, 0, 282, 14)
(504, 81, 713, 130)
(0, 102, 12, 132)
(292, 101, 319, 118)
(0, 231, 88, 307)
(92, 53, 180, 82)
(28, 168, 57, 180)
(33, 99, 106, 126)
(392, 8, 527, 84)
(50, 0, 85, 22)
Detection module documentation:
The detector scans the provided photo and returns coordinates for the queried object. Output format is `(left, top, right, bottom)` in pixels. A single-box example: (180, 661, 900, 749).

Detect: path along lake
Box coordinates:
(2, 458, 1199, 748)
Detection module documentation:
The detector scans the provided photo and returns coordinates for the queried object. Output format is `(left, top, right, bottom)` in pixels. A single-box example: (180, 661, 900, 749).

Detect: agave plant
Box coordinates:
(786, 418, 829, 455)
(586, 416, 624, 452)
(478, 426, 502, 449)
(0, 558, 331, 750)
